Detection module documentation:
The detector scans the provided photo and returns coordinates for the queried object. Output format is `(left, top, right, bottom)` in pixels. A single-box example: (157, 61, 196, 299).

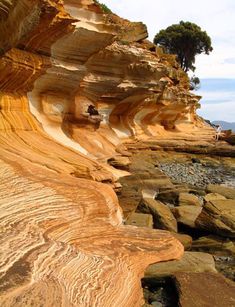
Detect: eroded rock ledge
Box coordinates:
(0, 0, 217, 306)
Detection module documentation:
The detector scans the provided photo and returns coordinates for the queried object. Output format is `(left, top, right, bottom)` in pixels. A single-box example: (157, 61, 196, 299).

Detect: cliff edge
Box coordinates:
(0, 1, 217, 306)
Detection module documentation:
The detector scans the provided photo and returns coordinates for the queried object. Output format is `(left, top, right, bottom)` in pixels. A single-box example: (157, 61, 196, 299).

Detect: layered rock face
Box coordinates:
(0, 0, 214, 306)
(0, 0, 213, 162)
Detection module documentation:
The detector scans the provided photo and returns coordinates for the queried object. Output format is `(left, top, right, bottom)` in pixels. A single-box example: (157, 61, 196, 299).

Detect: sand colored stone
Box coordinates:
(196, 199, 235, 238)
(0, 0, 222, 306)
(125, 212, 153, 228)
(207, 184, 235, 200)
(139, 198, 178, 232)
(192, 235, 235, 256)
(175, 272, 235, 307)
(145, 252, 217, 277)
(204, 193, 227, 202)
(178, 192, 202, 206)
(0, 158, 183, 307)
(173, 206, 202, 228)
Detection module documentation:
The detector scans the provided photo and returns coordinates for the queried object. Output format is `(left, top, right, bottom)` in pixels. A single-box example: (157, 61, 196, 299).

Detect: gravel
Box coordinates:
(158, 162, 235, 188)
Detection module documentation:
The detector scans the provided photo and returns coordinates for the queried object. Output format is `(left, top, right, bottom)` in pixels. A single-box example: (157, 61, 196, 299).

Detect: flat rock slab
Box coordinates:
(207, 184, 235, 199)
(145, 252, 216, 277)
(204, 192, 227, 202)
(178, 192, 202, 207)
(192, 235, 235, 256)
(139, 198, 177, 232)
(196, 199, 235, 238)
(173, 205, 202, 228)
(174, 272, 235, 307)
(125, 212, 153, 228)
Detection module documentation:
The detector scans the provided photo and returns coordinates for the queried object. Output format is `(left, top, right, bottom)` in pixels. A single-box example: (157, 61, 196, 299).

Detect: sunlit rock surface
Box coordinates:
(0, 0, 214, 306)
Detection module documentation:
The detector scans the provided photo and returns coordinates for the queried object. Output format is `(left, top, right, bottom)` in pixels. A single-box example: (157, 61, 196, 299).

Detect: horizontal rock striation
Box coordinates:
(0, 0, 215, 306)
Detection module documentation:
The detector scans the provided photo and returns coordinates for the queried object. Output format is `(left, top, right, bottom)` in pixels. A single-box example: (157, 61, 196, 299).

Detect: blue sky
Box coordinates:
(101, 0, 235, 122)
(197, 79, 235, 122)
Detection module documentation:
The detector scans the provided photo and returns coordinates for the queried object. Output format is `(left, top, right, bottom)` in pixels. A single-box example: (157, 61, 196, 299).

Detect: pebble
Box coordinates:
(158, 162, 235, 188)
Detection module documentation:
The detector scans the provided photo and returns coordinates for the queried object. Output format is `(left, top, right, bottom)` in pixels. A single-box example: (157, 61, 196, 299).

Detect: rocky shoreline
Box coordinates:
(158, 160, 235, 188)
(115, 145, 235, 306)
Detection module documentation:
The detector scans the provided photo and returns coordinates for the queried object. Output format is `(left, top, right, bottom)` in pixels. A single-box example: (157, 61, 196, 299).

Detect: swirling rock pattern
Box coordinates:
(0, 0, 213, 306)
(0, 157, 183, 306)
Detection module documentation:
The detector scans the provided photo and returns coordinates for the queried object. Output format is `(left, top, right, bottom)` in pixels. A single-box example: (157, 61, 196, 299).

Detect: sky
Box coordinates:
(101, 0, 235, 122)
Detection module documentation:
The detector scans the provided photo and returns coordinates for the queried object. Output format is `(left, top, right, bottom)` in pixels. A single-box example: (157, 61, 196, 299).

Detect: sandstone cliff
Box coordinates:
(0, 1, 215, 306)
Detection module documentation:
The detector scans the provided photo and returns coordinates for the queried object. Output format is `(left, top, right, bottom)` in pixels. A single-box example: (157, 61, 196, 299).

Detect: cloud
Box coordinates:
(196, 78, 235, 121)
(102, 0, 235, 78)
(224, 57, 235, 64)
(197, 100, 235, 122)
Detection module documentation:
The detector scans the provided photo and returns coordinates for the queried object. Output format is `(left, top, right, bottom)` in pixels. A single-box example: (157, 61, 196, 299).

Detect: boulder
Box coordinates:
(157, 185, 189, 204)
(206, 184, 235, 199)
(174, 272, 235, 307)
(139, 198, 177, 232)
(224, 133, 235, 145)
(192, 235, 235, 256)
(178, 192, 202, 207)
(196, 199, 235, 238)
(171, 233, 192, 250)
(125, 212, 153, 228)
(145, 252, 216, 277)
(172, 206, 202, 228)
(204, 193, 226, 202)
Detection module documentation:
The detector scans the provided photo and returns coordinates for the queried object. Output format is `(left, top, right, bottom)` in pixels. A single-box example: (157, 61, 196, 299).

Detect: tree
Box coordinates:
(154, 21, 213, 72)
(94, 0, 112, 14)
(190, 75, 200, 90)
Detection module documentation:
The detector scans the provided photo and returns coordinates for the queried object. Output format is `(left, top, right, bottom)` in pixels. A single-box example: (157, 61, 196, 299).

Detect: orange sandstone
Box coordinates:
(0, 0, 215, 306)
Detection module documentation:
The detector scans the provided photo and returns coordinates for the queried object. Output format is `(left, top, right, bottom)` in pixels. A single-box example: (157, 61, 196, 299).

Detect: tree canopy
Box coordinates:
(94, 0, 112, 14)
(190, 75, 200, 91)
(154, 21, 213, 72)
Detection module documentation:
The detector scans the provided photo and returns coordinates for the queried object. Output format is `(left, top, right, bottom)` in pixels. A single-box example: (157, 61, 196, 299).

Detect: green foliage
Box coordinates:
(94, 0, 112, 14)
(154, 21, 213, 72)
(120, 40, 130, 45)
(190, 75, 200, 91)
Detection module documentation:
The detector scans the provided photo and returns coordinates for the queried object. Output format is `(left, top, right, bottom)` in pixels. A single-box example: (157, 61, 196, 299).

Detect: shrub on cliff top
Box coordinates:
(190, 75, 200, 91)
(154, 21, 213, 72)
(94, 0, 112, 14)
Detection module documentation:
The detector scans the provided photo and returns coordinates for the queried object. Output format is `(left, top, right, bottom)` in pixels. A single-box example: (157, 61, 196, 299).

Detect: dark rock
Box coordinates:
(224, 133, 235, 146)
(142, 277, 179, 307)
(192, 235, 235, 256)
(191, 158, 201, 164)
(174, 272, 235, 307)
